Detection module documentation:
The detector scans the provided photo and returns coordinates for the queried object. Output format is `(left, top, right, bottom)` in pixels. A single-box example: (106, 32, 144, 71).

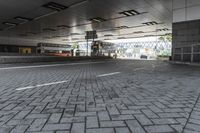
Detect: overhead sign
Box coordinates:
(85, 31, 98, 39)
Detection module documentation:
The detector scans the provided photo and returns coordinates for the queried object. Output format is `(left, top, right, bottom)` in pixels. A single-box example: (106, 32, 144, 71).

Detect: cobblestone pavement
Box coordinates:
(0, 60, 200, 133)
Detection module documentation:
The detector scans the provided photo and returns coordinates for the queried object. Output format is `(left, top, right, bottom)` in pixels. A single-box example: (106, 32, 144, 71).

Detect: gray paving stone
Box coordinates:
(0, 60, 200, 133)
(13, 110, 31, 119)
(86, 116, 99, 128)
(134, 114, 153, 126)
(28, 119, 47, 132)
(126, 120, 146, 133)
(100, 120, 126, 127)
(151, 118, 179, 125)
(142, 109, 159, 119)
(185, 123, 200, 132)
(111, 114, 134, 120)
(98, 111, 110, 121)
(71, 123, 85, 133)
(60, 117, 85, 123)
(10, 125, 29, 133)
(43, 123, 71, 131)
(86, 128, 115, 133)
(115, 127, 130, 133)
(48, 113, 62, 123)
(144, 125, 175, 133)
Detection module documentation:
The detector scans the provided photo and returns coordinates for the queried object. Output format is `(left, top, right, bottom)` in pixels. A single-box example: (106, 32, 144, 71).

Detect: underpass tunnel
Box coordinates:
(1, 1, 200, 133)
(0, 0, 174, 62)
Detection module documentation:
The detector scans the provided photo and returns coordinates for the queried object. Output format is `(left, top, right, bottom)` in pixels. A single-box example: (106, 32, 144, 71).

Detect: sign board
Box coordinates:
(85, 31, 98, 39)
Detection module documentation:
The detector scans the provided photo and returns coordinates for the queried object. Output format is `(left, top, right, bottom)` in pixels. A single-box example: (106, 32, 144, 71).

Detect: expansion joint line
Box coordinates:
(181, 91, 200, 133)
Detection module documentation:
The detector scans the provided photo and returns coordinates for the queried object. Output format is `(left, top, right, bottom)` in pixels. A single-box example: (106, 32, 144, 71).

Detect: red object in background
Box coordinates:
(49, 52, 72, 57)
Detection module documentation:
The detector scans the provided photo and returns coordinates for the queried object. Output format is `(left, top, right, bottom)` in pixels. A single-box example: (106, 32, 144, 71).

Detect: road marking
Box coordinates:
(16, 80, 68, 91)
(0, 61, 113, 70)
(97, 72, 121, 77)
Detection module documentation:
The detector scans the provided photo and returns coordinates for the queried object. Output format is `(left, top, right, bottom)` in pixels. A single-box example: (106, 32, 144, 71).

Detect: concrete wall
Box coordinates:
(172, 0, 200, 63)
(173, 0, 200, 23)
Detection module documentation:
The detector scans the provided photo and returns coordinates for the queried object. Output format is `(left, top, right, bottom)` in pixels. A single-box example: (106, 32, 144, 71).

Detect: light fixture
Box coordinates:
(43, 2, 68, 11)
(70, 33, 80, 36)
(72, 38, 79, 40)
(118, 37, 126, 39)
(3, 22, 17, 26)
(143, 35, 155, 37)
(157, 28, 169, 31)
(143, 21, 158, 26)
(115, 26, 129, 29)
(62, 39, 69, 41)
(104, 34, 113, 37)
(104, 38, 111, 40)
(57, 25, 70, 29)
(133, 31, 144, 34)
(51, 35, 61, 38)
(119, 9, 140, 16)
(42, 28, 56, 31)
(90, 17, 106, 23)
(15, 17, 32, 22)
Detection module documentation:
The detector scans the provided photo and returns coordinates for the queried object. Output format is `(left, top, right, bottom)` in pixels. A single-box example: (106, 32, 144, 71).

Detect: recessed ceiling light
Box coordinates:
(119, 9, 140, 16)
(51, 35, 61, 38)
(72, 38, 79, 40)
(57, 25, 70, 29)
(42, 2, 68, 11)
(15, 16, 32, 22)
(133, 31, 144, 34)
(118, 37, 126, 39)
(157, 28, 169, 31)
(90, 17, 106, 23)
(42, 28, 56, 31)
(115, 26, 129, 29)
(142, 21, 158, 26)
(104, 34, 113, 37)
(70, 33, 80, 36)
(3, 22, 17, 26)
(144, 35, 155, 37)
(165, 33, 172, 36)
(62, 39, 69, 41)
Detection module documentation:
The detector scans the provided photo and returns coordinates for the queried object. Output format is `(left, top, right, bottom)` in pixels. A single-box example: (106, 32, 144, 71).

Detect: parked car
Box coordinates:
(140, 55, 148, 59)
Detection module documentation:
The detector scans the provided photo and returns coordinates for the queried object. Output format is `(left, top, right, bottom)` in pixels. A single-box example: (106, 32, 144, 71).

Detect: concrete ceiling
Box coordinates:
(0, 0, 172, 45)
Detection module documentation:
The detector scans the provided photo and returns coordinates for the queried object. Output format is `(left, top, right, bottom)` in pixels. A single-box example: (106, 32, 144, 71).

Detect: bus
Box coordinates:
(91, 41, 116, 57)
(37, 43, 72, 56)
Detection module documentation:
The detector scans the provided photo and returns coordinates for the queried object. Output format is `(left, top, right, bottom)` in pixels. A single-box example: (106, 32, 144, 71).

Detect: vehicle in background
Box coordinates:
(37, 43, 72, 56)
(140, 55, 148, 59)
(91, 41, 116, 57)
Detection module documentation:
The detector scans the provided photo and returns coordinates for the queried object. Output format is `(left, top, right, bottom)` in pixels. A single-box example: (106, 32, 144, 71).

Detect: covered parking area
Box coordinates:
(0, 0, 200, 133)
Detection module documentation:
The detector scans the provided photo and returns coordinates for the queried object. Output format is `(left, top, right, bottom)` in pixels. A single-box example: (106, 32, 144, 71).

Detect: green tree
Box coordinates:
(72, 42, 79, 50)
(158, 34, 172, 42)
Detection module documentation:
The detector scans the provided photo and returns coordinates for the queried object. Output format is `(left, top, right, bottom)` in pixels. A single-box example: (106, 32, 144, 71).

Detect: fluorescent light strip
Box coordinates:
(119, 9, 140, 16)
(43, 2, 68, 11)
(15, 17, 32, 22)
(90, 17, 106, 23)
(3, 22, 17, 26)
